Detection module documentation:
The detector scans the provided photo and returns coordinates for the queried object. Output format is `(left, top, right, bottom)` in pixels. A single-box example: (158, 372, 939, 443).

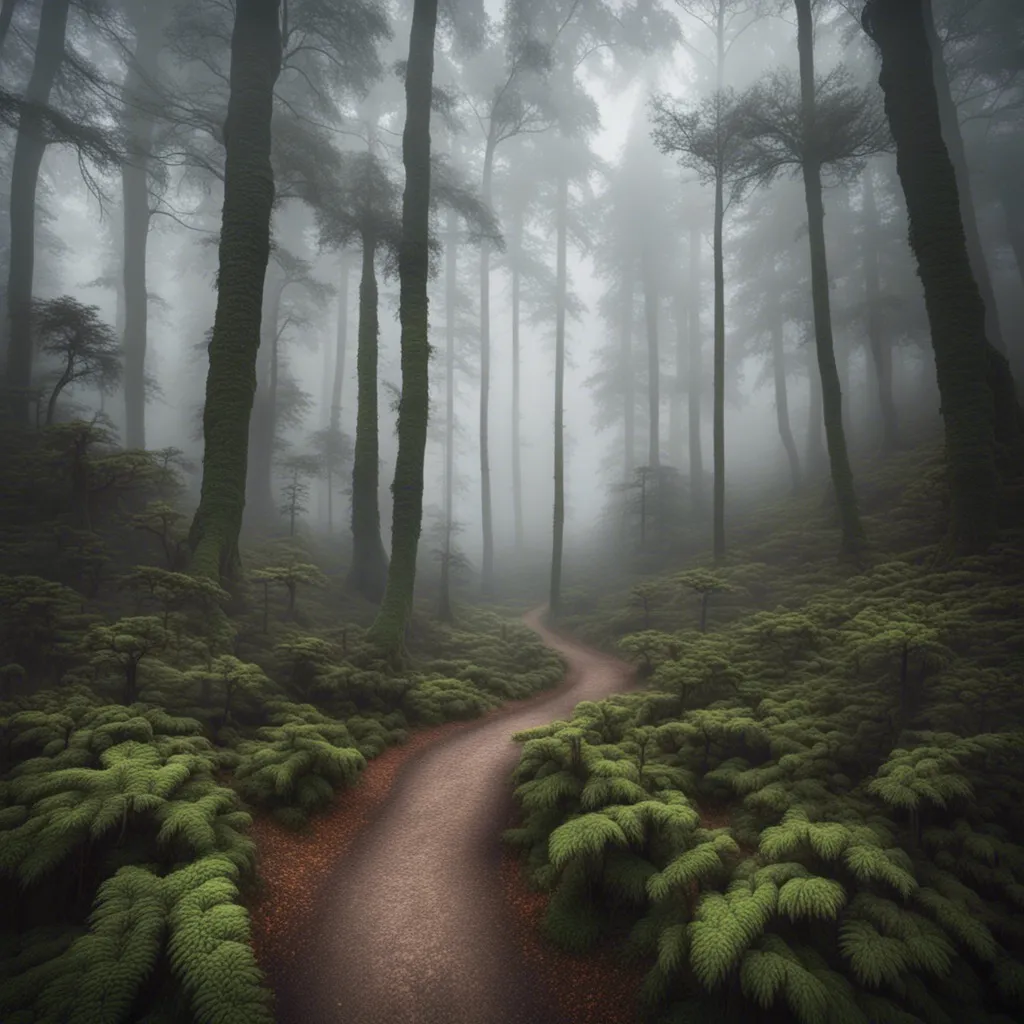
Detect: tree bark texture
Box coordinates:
(348, 234, 389, 602)
(367, 0, 438, 654)
(795, 0, 864, 555)
(864, 0, 999, 554)
(187, 0, 282, 580)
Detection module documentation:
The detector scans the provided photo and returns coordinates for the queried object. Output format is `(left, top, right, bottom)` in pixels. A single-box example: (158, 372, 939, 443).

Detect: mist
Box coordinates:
(1, 0, 1022, 1022)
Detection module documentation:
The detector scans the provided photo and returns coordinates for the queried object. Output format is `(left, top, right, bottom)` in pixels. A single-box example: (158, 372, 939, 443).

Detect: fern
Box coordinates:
(548, 813, 629, 869)
(687, 879, 778, 988)
(776, 876, 847, 922)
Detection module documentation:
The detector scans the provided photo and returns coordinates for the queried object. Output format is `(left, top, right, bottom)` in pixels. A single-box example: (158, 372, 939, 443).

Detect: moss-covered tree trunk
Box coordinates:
(770, 308, 801, 493)
(478, 136, 496, 596)
(3, 0, 70, 426)
(366, 0, 438, 657)
(712, 165, 726, 563)
(246, 266, 283, 524)
(348, 232, 389, 602)
(549, 169, 568, 619)
(863, 0, 998, 554)
(688, 222, 704, 515)
(330, 252, 350, 435)
(795, 0, 864, 556)
(643, 248, 660, 470)
(187, 0, 282, 580)
(510, 204, 524, 553)
(862, 164, 899, 451)
(121, 7, 163, 450)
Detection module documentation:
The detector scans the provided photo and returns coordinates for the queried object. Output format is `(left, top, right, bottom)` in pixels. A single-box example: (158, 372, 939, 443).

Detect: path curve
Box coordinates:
(269, 607, 634, 1024)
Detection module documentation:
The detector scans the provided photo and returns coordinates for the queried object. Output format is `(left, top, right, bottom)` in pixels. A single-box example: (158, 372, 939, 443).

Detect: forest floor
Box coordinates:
(252, 607, 646, 1024)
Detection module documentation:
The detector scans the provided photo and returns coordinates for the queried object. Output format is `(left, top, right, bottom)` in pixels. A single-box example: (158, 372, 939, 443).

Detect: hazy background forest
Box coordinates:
(0, 0, 1022, 1022)
(6, 0, 1020, 589)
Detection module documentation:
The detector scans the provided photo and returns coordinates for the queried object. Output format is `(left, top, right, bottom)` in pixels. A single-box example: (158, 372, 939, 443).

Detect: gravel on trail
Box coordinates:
(255, 608, 641, 1024)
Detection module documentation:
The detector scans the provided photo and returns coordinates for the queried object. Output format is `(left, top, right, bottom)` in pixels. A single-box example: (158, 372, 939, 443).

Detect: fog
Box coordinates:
(1, 0, 1021, 598)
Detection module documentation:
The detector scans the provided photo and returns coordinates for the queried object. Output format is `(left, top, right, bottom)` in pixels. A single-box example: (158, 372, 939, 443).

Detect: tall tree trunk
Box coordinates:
(348, 234, 389, 602)
(330, 252, 350, 434)
(688, 222, 704, 514)
(478, 137, 496, 596)
(121, 10, 163, 450)
(549, 170, 568, 619)
(862, 164, 899, 450)
(923, 0, 1020, 435)
(670, 289, 685, 470)
(3, 0, 71, 426)
(771, 309, 801, 493)
(621, 272, 635, 483)
(863, 0, 998, 554)
(923, 0, 1005, 357)
(331, 251, 356, 532)
(188, 0, 282, 580)
(510, 204, 524, 553)
(246, 269, 282, 522)
(367, 0, 438, 655)
(439, 206, 457, 623)
(807, 351, 824, 469)
(712, 168, 725, 563)
(643, 248, 660, 470)
(795, 0, 864, 556)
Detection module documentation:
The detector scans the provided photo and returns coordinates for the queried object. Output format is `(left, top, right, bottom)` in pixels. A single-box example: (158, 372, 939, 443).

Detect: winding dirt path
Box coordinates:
(263, 608, 636, 1024)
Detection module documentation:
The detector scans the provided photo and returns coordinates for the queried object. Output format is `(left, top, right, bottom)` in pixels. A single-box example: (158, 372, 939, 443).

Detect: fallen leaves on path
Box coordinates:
(498, 851, 646, 1024)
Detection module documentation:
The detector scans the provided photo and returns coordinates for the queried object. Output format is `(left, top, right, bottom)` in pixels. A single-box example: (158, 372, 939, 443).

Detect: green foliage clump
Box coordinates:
(233, 709, 367, 829)
(507, 450, 1024, 1024)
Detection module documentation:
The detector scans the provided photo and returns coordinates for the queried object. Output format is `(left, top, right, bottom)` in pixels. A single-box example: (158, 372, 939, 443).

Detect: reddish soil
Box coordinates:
(251, 608, 644, 1024)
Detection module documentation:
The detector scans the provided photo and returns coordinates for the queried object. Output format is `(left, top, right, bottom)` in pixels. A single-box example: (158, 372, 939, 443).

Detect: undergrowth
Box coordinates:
(0, 421, 564, 1021)
(506, 443, 1024, 1024)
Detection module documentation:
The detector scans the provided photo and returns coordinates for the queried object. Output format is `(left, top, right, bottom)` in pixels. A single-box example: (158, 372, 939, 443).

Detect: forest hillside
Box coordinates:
(505, 440, 1024, 1023)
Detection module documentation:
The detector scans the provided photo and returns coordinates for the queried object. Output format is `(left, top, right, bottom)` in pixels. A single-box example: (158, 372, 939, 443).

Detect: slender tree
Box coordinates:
(652, 87, 753, 562)
(794, 3, 866, 554)
(187, 0, 283, 579)
(367, 0, 439, 656)
(468, 21, 558, 596)
(861, 162, 899, 450)
(687, 221, 704, 512)
(549, 166, 568, 617)
(120, 1, 167, 450)
(3, 0, 72, 425)
(739, 42, 888, 553)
